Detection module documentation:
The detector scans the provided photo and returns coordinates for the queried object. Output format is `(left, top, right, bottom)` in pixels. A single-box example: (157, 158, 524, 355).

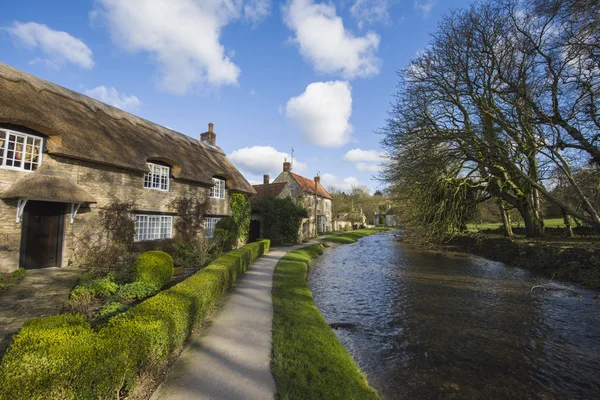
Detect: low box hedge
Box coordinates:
(0, 239, 270, 400)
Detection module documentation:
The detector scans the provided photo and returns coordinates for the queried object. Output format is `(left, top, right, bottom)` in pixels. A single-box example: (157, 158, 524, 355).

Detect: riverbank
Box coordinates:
(271, 229, 386, 400)
(437, 232, 600, 291)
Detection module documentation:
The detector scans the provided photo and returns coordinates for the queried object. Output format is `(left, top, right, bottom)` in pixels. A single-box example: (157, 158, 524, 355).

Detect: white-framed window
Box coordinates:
(209, 178, 226, 199)
(205, 217, 221, 238)
(0, 129, 43, 172)
(144, 162, 170, 191)
(135, 214, 173, 242)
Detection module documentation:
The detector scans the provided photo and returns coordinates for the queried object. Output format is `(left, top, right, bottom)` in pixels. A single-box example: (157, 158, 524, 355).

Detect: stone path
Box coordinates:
(151, 244, 305, 400)
(0, 268, 81, 355)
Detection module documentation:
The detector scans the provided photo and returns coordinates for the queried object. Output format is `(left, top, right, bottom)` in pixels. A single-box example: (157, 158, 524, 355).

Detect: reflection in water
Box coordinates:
(307, 231, 600, 399)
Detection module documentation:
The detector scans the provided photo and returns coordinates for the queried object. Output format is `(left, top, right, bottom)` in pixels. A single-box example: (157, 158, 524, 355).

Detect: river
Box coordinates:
(307, 231, 600, 399)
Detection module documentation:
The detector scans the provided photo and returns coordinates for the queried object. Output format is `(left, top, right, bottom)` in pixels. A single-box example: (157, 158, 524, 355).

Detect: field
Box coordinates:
(467, 218, 573, 231)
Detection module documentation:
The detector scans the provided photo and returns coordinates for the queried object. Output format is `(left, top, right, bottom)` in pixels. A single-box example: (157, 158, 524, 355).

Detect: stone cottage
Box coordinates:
(250, 160, 332, 240)
(0, 63, 255, 273)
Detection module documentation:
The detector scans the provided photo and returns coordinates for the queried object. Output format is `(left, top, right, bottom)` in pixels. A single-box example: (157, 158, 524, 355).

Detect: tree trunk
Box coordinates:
(498, 199, 513, 238)
(562, 209, 574, 237)
(520, 201, 545, 237)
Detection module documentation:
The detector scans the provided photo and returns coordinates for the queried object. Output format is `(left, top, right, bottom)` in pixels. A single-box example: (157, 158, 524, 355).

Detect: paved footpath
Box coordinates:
(0, 268, 81, 355)
(152, 244, 306, 400)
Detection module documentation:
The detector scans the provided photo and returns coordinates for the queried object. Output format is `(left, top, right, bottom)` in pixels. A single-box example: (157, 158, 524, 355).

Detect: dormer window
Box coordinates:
(144, 162, 170, 191)
(209, 177, 226, 199)
(0, 128, 43, 172)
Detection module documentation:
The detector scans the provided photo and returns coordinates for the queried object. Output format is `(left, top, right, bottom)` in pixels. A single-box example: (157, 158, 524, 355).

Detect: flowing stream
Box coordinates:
(307, 231, 600, 399)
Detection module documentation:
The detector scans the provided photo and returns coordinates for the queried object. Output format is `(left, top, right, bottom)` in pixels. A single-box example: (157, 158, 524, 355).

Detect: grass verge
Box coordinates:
(323, 228, 391, 244)
(272, 242, 381, 400)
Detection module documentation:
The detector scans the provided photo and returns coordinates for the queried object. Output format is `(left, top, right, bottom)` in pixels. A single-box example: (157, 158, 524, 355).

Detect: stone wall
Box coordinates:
(0, 155, 231, 272)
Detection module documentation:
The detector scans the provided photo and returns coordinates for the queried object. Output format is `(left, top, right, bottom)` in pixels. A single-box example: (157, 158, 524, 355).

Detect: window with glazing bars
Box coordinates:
(204, 217, 221, 238)
(209, 178, 226, 199)
(144, 162, 170, 191)
(0, 129, 43, 171)
(135, 215, 173, 242)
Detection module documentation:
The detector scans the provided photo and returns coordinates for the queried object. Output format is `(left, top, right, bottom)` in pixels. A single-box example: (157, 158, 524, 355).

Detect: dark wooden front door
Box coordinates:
(21, 201, 64, 269)
(249, 219, 261, 243)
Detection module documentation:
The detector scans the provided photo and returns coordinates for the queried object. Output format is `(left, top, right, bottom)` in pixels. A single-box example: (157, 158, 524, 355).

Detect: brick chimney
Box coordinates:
(283, 159, 292, 172)
(201, 122, 216, 146)
(263, 174, 270, 185)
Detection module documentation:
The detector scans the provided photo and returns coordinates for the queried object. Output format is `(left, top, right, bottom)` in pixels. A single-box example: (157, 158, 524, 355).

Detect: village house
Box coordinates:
(250, 160, 333, 240)
(0, 63, 254, 273)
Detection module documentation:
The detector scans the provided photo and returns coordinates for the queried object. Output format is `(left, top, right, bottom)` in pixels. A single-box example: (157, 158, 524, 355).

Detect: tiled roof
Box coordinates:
(289, 173, 332, 200)
(251, 182, 287, 200)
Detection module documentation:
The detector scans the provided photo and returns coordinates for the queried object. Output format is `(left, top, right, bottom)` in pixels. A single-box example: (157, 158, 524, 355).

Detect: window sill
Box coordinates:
(143, 187, 170, 192)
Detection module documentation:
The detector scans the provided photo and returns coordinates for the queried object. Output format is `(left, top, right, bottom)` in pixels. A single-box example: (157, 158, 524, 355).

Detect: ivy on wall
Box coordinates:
(231, 193, 251, 244)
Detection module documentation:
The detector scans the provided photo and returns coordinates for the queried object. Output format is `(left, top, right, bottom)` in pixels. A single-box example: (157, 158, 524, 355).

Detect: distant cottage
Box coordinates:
(0, 63, 254, 272)
(251, 160, 332, 240)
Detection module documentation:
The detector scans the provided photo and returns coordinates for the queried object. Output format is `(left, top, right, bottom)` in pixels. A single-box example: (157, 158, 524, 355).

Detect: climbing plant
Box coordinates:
(252, 197, 308, 246)
(231, 193, 251, 244)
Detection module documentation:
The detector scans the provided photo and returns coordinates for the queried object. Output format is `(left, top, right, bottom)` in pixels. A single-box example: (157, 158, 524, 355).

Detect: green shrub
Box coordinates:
(214, 217, 239, 252)
(0, 240, 270, 399)
(251, 197, 308, 245)
(86, 276, 119, 297)
(10, 268, 26, 281)
(79, 271, 95, 284)
(117, 282, 158, 300)
(98, 302, 130, 319)
(168, 242, 203, 268)
(133, 251, 174, 289)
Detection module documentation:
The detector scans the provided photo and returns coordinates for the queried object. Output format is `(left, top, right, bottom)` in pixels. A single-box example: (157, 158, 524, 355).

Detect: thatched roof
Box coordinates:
(2, 164, 96, 203)
(0, 63, 255, 194)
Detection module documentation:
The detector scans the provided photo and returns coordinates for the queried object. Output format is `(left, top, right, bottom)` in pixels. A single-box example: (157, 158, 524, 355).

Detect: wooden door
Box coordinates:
(21, 201, 64, 269)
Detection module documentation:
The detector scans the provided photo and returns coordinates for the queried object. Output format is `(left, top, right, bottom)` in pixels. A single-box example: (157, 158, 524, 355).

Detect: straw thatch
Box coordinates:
(2, 163, 96, 203)
(0, 62, 255, 194)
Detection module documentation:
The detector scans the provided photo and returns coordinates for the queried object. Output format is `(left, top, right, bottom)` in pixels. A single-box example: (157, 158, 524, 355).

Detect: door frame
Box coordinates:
(19, 200, 65, 269)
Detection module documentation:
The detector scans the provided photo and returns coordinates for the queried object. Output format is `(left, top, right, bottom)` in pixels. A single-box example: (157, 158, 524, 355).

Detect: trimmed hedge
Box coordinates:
(0, 239, 271, 399)
(134, 250, 174, 290)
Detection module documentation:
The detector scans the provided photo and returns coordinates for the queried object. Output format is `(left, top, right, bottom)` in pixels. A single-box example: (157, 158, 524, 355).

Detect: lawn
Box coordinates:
(467, 217, 574, 231)
(323, 228, 391, 244)
(271, 243, 381, 400)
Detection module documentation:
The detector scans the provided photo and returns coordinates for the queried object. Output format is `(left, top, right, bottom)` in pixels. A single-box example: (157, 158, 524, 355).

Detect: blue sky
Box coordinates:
(0, 0, 471, 192)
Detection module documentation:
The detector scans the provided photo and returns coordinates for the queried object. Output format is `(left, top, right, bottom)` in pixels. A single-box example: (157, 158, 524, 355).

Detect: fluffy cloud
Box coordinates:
(414, 0, 435, 17)
(350, 0, 391, 29)
(285, 81, 353, 147)
(344, 148, 386, 171)
(7, 22, 93, 69)
(343, 148, 384, 162)
(96, 0, 271, 93)
(85, 86, 141, 111)
(356, 162, 383, 172)
(320, 173, 361, 192)
(282, 0, 381, 79)
(228, 145, 306, 177)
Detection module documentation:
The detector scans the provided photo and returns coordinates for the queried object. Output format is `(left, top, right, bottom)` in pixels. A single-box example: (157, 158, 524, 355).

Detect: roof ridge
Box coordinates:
(0, 62, 223, 155)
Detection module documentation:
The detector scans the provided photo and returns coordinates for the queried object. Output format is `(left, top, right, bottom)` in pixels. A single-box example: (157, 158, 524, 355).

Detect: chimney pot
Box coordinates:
(208, 122, 214, 133)
(314, 175, 321, 184)
(263, 174, 270, 185)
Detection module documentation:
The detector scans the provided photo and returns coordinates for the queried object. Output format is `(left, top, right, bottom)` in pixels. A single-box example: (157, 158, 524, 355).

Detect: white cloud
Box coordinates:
(414, 0, 435, 18)
(343, 148, 384, 162)
(7, 22, 93, 69)
(285, 81, 353, 147)
(282, 0, 381, 79)
(321, 173, 361, 192)
(85, 86, 142, 111)
(228, 145, 306, 177)
(96, 0, 271, 94)
(350, 0, 391, 29)
(356, 162, 383, 172)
